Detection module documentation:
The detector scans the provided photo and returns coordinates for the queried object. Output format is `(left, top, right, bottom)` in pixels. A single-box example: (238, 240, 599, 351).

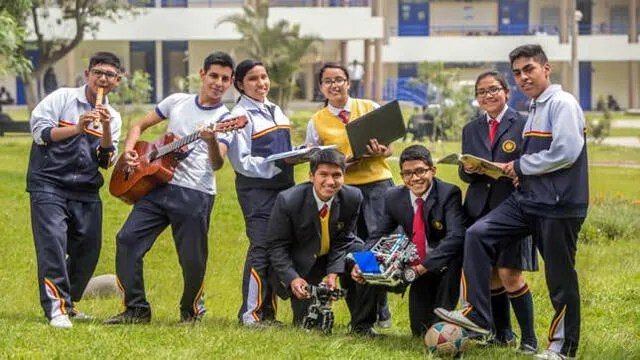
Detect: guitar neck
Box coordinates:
(155, 130, 200, 158)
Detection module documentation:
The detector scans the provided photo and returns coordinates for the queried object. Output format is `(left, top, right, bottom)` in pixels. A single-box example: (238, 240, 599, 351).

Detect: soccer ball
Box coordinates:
(424, 321, 469, 357)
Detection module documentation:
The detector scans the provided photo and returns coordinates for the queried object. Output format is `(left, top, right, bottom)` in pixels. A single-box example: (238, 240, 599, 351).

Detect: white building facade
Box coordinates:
(2, 0, 639, 110)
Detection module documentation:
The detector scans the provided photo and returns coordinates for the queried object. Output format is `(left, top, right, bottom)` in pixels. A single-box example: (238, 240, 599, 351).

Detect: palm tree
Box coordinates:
(218, 2, 320, 110)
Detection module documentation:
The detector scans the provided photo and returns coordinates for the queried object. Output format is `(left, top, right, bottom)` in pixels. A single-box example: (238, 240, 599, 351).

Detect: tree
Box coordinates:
(218, 2, 320, 110)
(408, 62, 474, 141)
(0, 1, 31, 77)
(15, 0, 143, 109)
(108, 69, 153, 131)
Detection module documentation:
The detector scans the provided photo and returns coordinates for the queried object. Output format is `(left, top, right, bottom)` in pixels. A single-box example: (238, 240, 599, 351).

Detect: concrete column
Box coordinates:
(630, 0, 638, 43)
(363, 40, 372, 99)
(560, 0, 569, 43)
(570, 0, 579, 100)
(305, 64, 314, 101)
(374, 39, 383, 102)
(64, 48, 76, 87)
(340, 41, 348, 67)
(630, 61, 639, 109)
(155, 40, 163, 103)
(372, 0, 384, 102)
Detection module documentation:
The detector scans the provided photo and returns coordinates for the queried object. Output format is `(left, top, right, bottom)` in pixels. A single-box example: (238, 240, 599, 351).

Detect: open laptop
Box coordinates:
(346, 100, 406, 159)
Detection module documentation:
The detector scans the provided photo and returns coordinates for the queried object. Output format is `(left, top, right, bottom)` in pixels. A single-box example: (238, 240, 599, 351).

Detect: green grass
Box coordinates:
(1, 110, 639, 359)
(609, 127, 640, 138)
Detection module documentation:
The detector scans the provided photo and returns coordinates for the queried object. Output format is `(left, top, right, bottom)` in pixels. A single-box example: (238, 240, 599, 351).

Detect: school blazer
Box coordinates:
(459, 107, 526, 220)
(267, 182, 364, 291)
(366, 178, 466, 273)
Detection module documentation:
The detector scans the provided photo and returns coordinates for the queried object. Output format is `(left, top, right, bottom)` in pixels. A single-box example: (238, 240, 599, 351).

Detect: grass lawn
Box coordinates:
(0, 109, 639, 359)
(608, 127, 640, 138)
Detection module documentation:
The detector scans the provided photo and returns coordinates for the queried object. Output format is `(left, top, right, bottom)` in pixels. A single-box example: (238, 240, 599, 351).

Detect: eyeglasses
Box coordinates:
(476, 86, 503, 97)
(90, 68, 119, 80)
(400, 167, 431, 178)
(320, 77, 347, 87)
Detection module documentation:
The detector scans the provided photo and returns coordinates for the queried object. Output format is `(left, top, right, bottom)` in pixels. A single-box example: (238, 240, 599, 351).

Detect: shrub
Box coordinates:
(579, 194, 640, 244)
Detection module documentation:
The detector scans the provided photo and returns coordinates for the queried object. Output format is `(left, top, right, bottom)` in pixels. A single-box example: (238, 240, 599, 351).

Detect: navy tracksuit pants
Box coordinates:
(237, 187, 284, 324)
(462, 195, 584, 357)
(115, 184, 214, 321)
(30, 191, 102, 320)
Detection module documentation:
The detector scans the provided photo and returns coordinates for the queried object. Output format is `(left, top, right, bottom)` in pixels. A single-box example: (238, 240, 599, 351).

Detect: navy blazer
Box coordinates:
(459, 107, 526, 220)
(267, 182, 364, 292)
(366, 178, 466, 273)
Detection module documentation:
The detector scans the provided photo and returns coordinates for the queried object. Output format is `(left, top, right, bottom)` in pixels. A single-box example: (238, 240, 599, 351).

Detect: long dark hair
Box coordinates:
(234, 58, 267, 102)
(317, 63, 350, 107)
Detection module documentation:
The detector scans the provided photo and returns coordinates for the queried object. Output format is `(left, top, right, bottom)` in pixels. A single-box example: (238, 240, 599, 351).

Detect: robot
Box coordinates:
(349, 234, 421, 288)
(302, 284, 347, 335)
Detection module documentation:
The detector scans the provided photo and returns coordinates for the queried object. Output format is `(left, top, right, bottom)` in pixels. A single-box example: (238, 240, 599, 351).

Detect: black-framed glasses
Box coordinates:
(400, 167, 431, 178)
(320, 77, 347, 87)
(90, 68, 119, 80)
(476, 86, 503, 97)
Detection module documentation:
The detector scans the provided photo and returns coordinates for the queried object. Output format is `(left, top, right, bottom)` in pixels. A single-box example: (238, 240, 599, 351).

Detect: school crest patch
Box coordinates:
(431, 219, 443, 230)
(502, 140, 516, 153)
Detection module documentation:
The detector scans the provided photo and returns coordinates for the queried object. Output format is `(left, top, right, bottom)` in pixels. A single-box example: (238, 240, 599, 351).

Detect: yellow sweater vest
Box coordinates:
(311, 99, 393, 185)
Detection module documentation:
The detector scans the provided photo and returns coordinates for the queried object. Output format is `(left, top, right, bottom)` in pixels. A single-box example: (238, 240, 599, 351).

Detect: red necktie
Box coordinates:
(338, 110, 349, 124)
(489, 118, 499, 145)
(412, 198, 427, 265)
(319, 203, 328, 218)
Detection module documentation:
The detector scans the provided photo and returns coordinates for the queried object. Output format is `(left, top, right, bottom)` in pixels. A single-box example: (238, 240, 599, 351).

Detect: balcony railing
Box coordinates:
(389, 23, 640, 37)
(128, 0, 369, 7)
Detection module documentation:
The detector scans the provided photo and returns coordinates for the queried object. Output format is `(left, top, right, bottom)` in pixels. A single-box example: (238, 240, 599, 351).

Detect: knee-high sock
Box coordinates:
(491, 287, 514, 341)
(509, 283, 537, 346)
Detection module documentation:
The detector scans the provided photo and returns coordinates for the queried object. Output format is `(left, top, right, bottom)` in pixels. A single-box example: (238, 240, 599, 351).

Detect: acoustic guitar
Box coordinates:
(109, 115, 247, 204)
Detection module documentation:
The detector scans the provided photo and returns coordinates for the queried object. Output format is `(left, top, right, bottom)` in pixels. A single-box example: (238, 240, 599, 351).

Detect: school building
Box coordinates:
(2, 0, 639, 110)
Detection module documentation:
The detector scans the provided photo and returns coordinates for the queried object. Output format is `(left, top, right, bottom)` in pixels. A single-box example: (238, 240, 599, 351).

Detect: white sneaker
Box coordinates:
(534, 350, 574, 360)
(433, 308, 490, 335)
(49, 314, 73, 329)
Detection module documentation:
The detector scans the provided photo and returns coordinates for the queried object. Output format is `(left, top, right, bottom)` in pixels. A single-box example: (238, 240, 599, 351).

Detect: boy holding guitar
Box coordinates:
(27, 52, 123, 328)
(104, 52, 236, 325)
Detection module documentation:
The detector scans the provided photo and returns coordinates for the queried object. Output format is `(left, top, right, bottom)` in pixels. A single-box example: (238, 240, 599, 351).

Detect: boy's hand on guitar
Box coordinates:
(124, 149, 140, 167)
(199, 126, 218, 144)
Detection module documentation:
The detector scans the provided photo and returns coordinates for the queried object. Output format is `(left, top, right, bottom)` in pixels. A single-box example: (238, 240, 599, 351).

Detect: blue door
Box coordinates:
(579, 61, 592, 110)
(130, 41, 157, 103)
(398, 0, 429, 36)
(498, 0, 529, 35)
(16, 49, 40, 105)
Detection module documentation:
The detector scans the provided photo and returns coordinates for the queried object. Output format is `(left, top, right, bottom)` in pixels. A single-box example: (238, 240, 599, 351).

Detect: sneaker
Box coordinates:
(516, 343, 539, 356)
(477, 335, 517, 347)
(376, 318, 391, 329)
(534, 350, 575, 360)
(433, 308, 491, 335)
(71, 310, 96, 322)
(103, 308, 151, 325)
(50, 314, 73, 329)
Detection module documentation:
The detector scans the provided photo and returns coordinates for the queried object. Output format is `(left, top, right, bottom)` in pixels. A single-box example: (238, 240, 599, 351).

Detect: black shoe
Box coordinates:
(263, 319, 285, 327)
(351, 327, 383, 337)
(103, 308, 151, 325)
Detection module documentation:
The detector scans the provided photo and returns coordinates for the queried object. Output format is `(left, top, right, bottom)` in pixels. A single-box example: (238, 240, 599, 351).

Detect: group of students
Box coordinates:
(27, 43, 587, 360)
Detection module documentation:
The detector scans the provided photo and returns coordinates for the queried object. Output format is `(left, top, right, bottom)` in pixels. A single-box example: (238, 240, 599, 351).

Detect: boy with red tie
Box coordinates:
(352, 144, 466, 336)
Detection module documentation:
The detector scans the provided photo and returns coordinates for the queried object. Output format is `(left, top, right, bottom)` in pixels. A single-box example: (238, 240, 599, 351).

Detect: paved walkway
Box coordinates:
(612, 120, 640, 129)
(599, 137, 640, 148)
